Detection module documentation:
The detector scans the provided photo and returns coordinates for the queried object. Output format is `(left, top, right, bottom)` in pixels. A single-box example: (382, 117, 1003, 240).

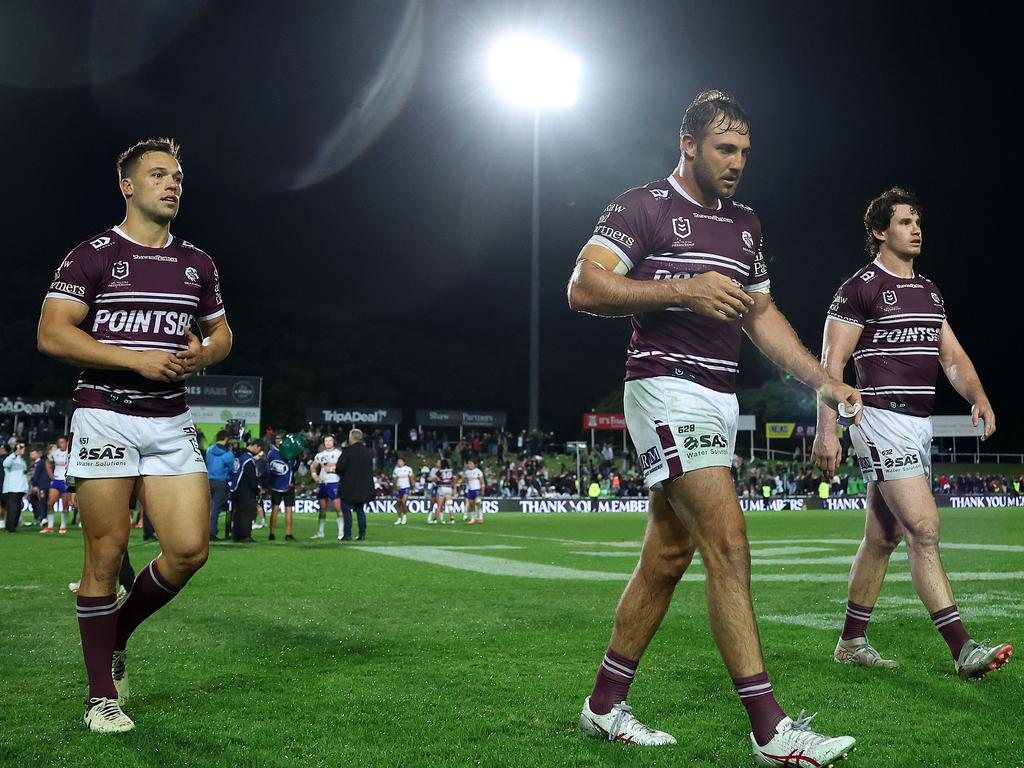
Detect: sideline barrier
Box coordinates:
(262, 494, 1024, 514)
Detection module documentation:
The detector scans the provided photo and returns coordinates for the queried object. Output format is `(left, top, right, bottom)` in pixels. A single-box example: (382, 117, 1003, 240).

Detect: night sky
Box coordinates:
(1, 1, 1016, 448)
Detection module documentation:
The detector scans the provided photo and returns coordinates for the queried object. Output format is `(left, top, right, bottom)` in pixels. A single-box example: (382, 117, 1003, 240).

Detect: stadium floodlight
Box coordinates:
(488, 35, 580, 432)
(487, 36, 580, 109)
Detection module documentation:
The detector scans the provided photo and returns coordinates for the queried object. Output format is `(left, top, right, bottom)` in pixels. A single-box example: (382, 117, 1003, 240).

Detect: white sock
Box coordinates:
(59, 511, 67, 529)
(317, 519, 325, 535)
(338, 519, 344, 538)
(47, 513, 54, 528)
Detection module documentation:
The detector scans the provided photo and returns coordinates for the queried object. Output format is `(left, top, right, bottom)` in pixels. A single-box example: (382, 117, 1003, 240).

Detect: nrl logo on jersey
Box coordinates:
(672, 217, 691, 239)
(882, 290, 897, 305)
(112, 261, 130, 279)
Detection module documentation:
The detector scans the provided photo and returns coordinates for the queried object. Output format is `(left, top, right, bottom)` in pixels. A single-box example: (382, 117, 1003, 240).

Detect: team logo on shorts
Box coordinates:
(742, 230, 754, 249)
(185, 266, 199, 282)
(671, 217, 691, 239)
(638, 446, 663, 473)
(882, 290, 897, 305)
(112, 261, 130, 279)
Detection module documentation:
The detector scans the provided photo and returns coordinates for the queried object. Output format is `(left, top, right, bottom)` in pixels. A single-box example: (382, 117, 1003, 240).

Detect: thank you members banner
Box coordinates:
(583, 413, 627, 431)
(415, 410, 507, 428)
(306, 407, 402, 425)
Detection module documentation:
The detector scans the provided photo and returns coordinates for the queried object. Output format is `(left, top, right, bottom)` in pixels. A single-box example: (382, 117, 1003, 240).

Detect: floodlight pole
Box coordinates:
(528, 109, 541, 434)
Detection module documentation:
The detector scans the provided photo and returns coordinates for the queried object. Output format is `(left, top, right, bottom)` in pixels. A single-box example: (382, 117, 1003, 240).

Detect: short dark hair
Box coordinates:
(863, 187, 922, 256)
(679, 90, 749, 144)
(116, 137, 180, 180)
(215, 430, 229, 442)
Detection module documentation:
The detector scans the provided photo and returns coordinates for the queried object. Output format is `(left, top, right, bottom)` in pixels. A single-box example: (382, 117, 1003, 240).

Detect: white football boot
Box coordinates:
(834, 636, 899, 669)
(578, 698, 676, 745)
(84, 697, 134, 733)
(751, 711, 855, 767)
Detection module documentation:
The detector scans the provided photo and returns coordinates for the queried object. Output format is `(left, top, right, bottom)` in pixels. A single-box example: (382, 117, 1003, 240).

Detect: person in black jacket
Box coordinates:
(229, 439, 262, 543)
(337, 429, 374, 541)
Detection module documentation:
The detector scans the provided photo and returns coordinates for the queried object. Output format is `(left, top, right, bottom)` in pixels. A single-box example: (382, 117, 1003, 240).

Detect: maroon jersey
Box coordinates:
(438, 467, 454, 487)
(45, 226, 225, 417)
(827, 259, 944, 417)
(588, 176, 770, 393)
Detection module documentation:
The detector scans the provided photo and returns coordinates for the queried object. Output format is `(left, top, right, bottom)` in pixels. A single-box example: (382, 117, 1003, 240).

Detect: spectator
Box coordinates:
(337, 429, 374, 541)
(206, 430, 235, 541)
(3, 442, 29, 532)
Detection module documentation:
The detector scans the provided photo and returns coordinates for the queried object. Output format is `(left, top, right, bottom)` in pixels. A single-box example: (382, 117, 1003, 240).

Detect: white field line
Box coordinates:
(0, 585, 41, 591)
(763, 604, 1022, 631)
(356, 546, 1024, 584)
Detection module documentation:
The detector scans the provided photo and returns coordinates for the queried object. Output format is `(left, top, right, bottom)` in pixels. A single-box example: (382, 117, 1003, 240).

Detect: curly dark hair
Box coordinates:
(863, 187, 922, 256)
(116, 137, 180, 180)
(679, 90, 749, 144)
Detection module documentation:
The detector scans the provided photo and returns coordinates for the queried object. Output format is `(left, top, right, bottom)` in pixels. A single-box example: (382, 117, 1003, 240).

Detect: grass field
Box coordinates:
(2, 508, 1022, 767)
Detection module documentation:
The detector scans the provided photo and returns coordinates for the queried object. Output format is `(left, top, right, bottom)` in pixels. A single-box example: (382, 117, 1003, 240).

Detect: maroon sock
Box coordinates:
(930, 604, 971, 660)
(114, 559, 182, 652)
(841, 600, 873, 640)
(77, 594, 119, 700)
(589, 648, 638, 715)
(733, 671, 786, 746)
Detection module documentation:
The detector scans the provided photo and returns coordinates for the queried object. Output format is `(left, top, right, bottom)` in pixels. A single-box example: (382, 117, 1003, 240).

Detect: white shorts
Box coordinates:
(624, 376, 738, 489)
(437, 486, 454, 498)
(849, 406, 932, 483)
(67, 408, 208, 481)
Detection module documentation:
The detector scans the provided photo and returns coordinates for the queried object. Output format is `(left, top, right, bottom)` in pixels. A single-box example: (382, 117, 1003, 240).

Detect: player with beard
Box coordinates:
(567, 91, 860, 765)
(812, 188, 1011, 679)
(38, 138, 231, 732)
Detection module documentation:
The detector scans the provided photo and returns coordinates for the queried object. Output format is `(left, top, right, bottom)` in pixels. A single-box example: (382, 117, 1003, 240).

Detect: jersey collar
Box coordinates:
(113, 225, 173, 249)
(667, 175, 722, 210)
(872, 257, 915, 279)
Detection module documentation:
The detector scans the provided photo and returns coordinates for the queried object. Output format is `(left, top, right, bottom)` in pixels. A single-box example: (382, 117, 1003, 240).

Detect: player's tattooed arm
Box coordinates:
(939, 320, 995, 439)
(568, 244, 753, 318)
(812, 317, 862, 473)
(742, 293, 863, 418)
(38, 298, 187, 381)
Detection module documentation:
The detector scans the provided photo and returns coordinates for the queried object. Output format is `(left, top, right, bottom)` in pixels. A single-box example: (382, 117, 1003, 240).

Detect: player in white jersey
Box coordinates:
(813, 188, 1010, 680)
(45, 436, 76, 534)
(460, 459, 485, 524)
(392, 457, 414, 525)
(310, 435, 343, 539)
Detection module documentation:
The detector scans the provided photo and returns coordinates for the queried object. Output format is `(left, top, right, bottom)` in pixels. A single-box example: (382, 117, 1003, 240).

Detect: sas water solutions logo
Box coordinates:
(78, 441, 128, 468)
